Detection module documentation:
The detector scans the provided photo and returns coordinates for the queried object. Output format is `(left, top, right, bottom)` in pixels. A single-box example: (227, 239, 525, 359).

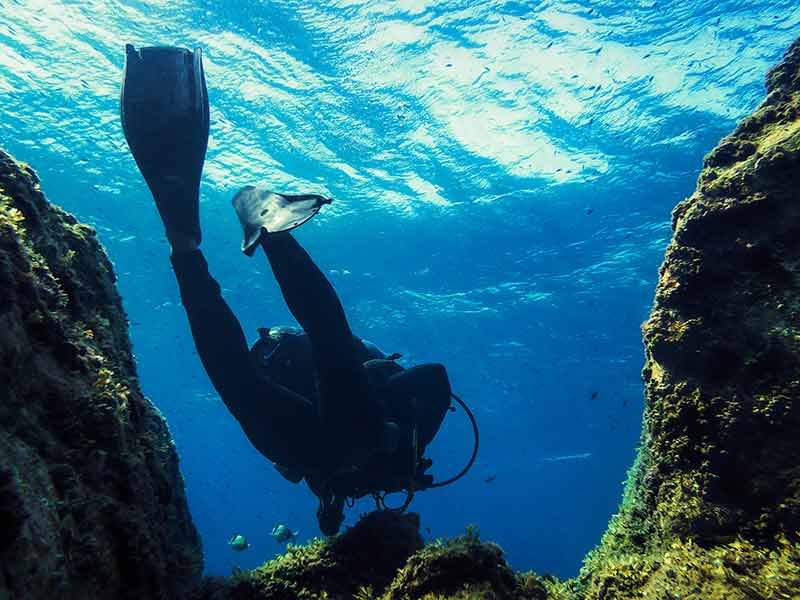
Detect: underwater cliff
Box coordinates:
(1, 34, 798, 600)
(0, 149, 201, 598)
(571, 36, 800, 600)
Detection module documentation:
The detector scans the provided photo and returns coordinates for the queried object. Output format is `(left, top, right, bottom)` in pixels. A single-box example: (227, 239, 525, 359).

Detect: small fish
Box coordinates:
(472, 66, 490, 85)
(540, 452, 592, 463)
(271, 524, 299, 544)
(485, 474, 496, 483)
(228, 534, 249, 551)
(590, 391, 599, 400)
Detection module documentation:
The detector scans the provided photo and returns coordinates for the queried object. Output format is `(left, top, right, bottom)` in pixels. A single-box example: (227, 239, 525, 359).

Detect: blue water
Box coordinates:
(1, 0, 798, 580)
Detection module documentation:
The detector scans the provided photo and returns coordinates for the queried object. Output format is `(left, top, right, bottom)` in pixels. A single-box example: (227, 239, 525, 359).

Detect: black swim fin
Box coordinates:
(232, 186, 332, 256)
(121, 44, 209, 243)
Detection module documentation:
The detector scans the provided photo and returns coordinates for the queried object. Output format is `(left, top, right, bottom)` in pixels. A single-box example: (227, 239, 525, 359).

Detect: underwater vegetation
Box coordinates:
(0, 149, 201, 598)
(0, 34, 798, 600)
(571, 34, 800, 600)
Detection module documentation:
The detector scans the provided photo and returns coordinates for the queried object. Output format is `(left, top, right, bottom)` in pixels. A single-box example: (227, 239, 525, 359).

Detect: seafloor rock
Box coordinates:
(193, 511, 425, 600)
(0, 149, 202, 599)
(193, 515, 552, 600)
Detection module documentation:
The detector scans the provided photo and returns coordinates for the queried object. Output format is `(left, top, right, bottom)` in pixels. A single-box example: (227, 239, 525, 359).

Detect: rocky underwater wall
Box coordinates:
(1, 36, 798, 600)
(0, 149, 202, 599)
(573, 37, 800, 600)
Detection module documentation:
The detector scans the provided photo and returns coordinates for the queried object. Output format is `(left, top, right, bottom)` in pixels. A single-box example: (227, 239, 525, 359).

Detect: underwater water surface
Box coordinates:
(1, 0, 799, 579)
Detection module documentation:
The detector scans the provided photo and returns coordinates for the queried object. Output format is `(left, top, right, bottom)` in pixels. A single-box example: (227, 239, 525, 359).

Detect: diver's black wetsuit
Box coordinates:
(120, 44, 452, 535)
(170, 232, 451, 492)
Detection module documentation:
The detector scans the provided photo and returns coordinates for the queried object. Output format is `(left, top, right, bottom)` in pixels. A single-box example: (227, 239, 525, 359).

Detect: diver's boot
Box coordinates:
(121, 44, 209, 248)
(232, 186, 332, 256)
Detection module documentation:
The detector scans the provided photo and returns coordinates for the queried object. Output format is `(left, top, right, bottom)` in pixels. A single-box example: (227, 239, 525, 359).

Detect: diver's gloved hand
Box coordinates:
(121, 44, 209, 245)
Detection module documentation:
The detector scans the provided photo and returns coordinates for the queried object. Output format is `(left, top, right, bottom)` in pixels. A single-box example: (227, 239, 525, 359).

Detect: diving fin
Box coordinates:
(121, 44, 209, 243)
(232, 186, 332, 256)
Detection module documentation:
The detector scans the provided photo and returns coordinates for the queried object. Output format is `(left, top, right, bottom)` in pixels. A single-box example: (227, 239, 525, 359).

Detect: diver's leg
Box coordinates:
(170, 248, 329, 471)
(259, 234, 381, 438)
(121, 45, 331, 471)
(170, 249, 259, 411)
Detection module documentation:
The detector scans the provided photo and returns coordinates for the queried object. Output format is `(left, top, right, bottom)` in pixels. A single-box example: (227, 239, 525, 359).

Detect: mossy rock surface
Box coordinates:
(0, 149, 201, 599)
(193, 511, 423, 600)
(574, 36, 800, 600)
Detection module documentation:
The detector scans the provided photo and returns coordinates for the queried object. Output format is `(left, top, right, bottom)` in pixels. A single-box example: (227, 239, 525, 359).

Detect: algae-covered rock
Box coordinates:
(382, 525, 550, 600)
(193, 511, 424, 600)
(193, 517, 553, 600)
(574, 37, 800, 600)
(0, 149, 201, 599)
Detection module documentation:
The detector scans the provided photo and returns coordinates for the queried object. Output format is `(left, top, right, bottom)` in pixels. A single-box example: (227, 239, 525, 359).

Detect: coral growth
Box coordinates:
(0, 149, 201, 599)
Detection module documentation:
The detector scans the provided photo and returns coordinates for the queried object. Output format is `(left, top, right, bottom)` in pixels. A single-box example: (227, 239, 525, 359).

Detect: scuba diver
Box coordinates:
(120, 45, 477, 535)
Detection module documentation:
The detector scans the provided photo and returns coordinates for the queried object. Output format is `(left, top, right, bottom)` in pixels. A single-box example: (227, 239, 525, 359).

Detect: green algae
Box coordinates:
(0, 148, 202, 599)
(566, 37, 800, 600)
